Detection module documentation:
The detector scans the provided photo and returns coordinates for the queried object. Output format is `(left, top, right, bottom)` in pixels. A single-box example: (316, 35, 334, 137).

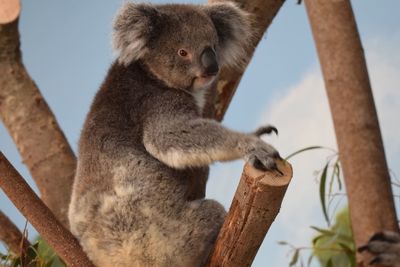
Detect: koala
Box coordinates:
(359, 231, 400, 266)
(68, 2, 281, 267)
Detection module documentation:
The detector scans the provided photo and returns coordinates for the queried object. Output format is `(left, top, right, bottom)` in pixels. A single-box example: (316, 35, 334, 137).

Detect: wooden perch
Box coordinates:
(0, 0, 20, 24)
(207, 160, 293, 267)
(305, 0, 399, 266)
(0, 210, 30, 254)
(0, 19, 76, 227)
(0, 152, 95, 267)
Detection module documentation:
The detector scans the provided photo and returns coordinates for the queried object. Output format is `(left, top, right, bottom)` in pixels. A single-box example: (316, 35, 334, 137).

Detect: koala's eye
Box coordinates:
(178, 49, 188, 57)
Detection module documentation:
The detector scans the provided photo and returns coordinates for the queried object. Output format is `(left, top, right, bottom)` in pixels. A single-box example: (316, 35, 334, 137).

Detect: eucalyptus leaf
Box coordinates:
(289, 249, 300, 266)
(285, 146, 328, 160)
(319, 162, 330, 225)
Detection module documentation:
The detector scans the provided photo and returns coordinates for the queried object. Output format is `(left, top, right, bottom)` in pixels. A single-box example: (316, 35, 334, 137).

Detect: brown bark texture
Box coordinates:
(0, 210, 30, 254)
(207, 160, 293, 267)
(0, 19, 76, 227)
(208, 0, 285, 121)
(0, 0, 20, 24)
(304, 0, 399, 266)
(0, 152, 95, 267)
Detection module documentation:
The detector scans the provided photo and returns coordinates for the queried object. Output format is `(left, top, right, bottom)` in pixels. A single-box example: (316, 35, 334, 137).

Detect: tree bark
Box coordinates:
(0, 210, 30, 254)
(0, 152, 95, 267)
(0, 0, 20, 24)
(0, 19, 76, 227)
(304, 0, 399, 266)
(207, 0, 285, 121)
(206, 160, 293, 267)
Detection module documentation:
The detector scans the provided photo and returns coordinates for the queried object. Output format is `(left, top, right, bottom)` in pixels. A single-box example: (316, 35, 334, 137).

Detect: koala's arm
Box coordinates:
(143, 114, 279, 170)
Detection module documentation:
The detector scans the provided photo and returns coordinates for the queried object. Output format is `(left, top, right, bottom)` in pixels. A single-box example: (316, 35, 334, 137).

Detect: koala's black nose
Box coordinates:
(201, 47, 219, 76)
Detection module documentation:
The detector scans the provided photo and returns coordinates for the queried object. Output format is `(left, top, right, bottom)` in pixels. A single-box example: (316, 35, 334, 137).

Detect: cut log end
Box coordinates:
(0, 0, 21, 24)
(245, 159, 293, 187)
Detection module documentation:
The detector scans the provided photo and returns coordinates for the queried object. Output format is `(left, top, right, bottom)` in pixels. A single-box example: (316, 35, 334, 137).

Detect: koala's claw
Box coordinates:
(369, 231, 400, 243)
(248, 152, 283, 175)
(358, 231, 400, 266)
(254, 125, 278, 137)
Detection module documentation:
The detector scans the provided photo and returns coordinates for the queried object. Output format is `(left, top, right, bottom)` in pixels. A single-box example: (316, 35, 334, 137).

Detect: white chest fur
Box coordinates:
(192, 89, 207, 114)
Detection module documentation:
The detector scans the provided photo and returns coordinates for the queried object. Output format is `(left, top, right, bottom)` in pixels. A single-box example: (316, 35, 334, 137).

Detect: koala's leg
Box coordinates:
(358, 231, 400, 266)
(143, 118, 280, 171)
(176, 199, 227, 267)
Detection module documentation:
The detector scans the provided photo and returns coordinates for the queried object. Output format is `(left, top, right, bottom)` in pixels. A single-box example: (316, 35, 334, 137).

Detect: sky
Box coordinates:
(1, 0, 399, 266)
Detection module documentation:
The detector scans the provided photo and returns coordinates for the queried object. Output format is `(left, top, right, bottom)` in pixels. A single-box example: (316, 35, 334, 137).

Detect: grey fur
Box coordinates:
(69, 2, 278, 267)
(359, 231, 400, 266)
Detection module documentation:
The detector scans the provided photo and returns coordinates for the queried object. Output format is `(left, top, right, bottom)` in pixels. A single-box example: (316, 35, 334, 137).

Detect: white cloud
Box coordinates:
(257, 38, 400, 267)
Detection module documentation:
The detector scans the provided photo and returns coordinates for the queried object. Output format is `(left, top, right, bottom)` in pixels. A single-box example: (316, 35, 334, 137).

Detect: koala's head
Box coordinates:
(113, 2, 251, 91)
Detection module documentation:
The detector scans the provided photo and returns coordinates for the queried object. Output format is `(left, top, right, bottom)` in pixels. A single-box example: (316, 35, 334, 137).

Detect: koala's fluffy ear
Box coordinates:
(203, 2, 252, 69)
(113, 3, 163, 66)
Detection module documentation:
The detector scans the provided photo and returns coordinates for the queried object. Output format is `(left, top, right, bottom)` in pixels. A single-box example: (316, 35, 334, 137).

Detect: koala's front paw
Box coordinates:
(358, 231, 400, 266)
(243, 136, 281, 174)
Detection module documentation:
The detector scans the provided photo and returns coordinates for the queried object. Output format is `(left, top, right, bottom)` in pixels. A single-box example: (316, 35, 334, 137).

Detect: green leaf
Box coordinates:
(328, 158, 339, 196)
(285, 146, 329, 160)
(311, 226, 354, 245)
(277, 241, 289, 246)
(312, 234, 325, 245)
(26, 245, 39, 262)
(45, 258, 55, 267)
(335, 162, 342, 190)
(11, 257, 21, 267)
(307, 254, 314, 267)
(337, 242, 354, 254)
(310, 226, 336, 237)
(338, 242, 356, 266)
(319, 162, 330, 225)
(326, 258, 334, 267)
(289, 249, 300, 266)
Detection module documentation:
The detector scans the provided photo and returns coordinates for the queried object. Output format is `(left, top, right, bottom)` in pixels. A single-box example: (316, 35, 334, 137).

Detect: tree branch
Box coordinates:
(0, 210, 30, 255)
(207, 160, 293, 267)
(304, 0, 399, 266)
(0, 152, 95, 267)
(0, 19, 76, 227)
(208, 0, 285, 121)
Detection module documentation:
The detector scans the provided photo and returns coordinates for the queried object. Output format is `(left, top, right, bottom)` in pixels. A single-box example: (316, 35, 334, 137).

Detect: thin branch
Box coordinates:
(0, 19, 76, 227)
(0, 152, 95, 267)
(305, 0, 399, 266)
(207, 160, 293, 267)
(0, 210, 30, 255)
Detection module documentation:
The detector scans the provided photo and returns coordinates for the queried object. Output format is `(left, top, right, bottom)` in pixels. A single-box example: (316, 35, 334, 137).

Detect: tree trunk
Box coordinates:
(304, 0, 399, 266)
(207, 0, 285, 121)
(0, 19, 76, 227)
(0, 152, 95, 267)
(207, 160, 293, 267)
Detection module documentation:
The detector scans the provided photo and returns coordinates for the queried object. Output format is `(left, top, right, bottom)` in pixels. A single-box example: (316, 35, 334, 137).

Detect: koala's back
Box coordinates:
(69, 62, 224, 267)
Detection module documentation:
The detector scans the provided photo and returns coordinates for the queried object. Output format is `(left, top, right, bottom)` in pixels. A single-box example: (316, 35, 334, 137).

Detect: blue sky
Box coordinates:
(1, 1, 399, 266)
